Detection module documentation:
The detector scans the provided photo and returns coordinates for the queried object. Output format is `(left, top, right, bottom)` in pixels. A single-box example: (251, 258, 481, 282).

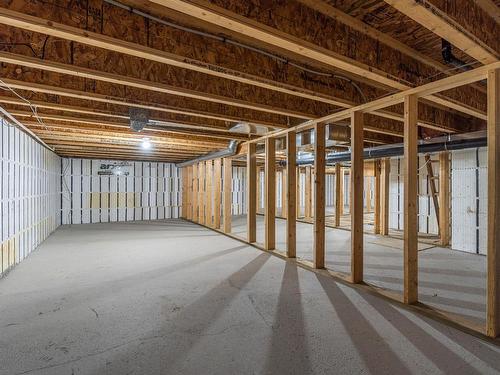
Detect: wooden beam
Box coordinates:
(199, 162, 206, 225)
(187, 165, 193, 221)
(374, 160, 381, 234)
(365, 176, 372, 213)
(181, 167, 188, 219)
(247, 142, 257, 242)
(335, 163, 342, 227)
(404, 94, 418, 304)
(0, 8, 350, 107)
(264, 138, 276, 250)
(281, 168, 287, 218)
(313, 123, 326, 269)
(248, 62, 499, 144)
(296, 167, 301, 218)
(256, 167, 262, 214)
(487, 68, 500, 338)
(351, 111, 364, 283)
(0, 78, 282, 128)
(192, 163, 199, 222)
(475, 0, 500, 25)
(0, 52, 312, 120)
(213, 158, 222, 229)
(297, 0, 486, 82)
(205, 160, 213, 227)
(305, 166, 312, 219)
(286, 132, 297, 258)
(384, 0, 498, 64)
(223, 157, 232, 233)
(381, 158, 391, 235)
(439, 152, 450, 246)
(151, 0, 488, 120)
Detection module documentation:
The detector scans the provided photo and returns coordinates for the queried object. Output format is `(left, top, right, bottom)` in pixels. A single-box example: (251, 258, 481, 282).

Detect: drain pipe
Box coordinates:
(290, 131, 487, 166)
(176, 140, 240, 168)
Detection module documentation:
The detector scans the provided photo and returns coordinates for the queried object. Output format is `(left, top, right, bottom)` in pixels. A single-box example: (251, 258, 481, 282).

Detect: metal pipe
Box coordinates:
(290, 130, 487, 166)
(176, 140, 240, 168)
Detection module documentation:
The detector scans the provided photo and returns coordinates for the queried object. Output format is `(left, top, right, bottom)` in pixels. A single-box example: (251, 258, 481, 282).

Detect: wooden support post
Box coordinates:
(281, 169, 287, 218)
(351, 111, 364, 283)
(187, 165, 193, 221)
(214, 158, 222, 229)
(257, 166, 262, 214)
(335, 163, 341, 227)
(296, 167, 301, 218)
(365, 177, 372, 213)
(223, 157, 232, 233)
(192, 163, 198, 222)
(381, 158, 390, 235)
(438, 152, 450, 246)
(374, 160, 381, 234)
(265, 137, 276, 250)
(199, 162, 206, 225)
(247, 143, 257, 243)
(286, 132, 296, 258)
(340, 168, 344, 216)
(205, 160, 212, 227)
(181, 167, 188, 219)
(313, 123, 326, 269)
(404, 94, 418, 304)
(305, 166, 312, 219)
(487, 68, 500, 338)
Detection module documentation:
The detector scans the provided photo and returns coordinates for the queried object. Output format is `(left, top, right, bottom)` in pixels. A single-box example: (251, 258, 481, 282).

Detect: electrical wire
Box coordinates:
(102, 0, 369, 102)
(0, 77, 51, 132)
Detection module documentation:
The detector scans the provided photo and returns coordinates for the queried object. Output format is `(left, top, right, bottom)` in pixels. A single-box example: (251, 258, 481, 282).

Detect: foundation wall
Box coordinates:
(0, 116, 60, 277)
(61, 158, 181, 224)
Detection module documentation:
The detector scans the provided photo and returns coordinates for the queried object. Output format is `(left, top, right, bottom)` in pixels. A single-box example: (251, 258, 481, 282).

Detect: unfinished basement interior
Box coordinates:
(0, 0, 499, 374)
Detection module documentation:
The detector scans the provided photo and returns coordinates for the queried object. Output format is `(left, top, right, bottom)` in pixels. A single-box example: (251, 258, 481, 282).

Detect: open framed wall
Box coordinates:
(180, 62, 500, 339)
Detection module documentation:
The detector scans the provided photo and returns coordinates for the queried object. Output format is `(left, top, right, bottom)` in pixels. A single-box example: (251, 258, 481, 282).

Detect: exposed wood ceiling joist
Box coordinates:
(383, 0, 499, 64)
(0, 79, 283, 129)
(0, 7, 349, 108)
(0, 52, 466, 134)
(148, 0, 488, 120)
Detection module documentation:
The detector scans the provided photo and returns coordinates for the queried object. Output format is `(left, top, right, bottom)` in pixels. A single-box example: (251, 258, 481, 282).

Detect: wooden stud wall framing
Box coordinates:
(247, 143, 257, 243)
(487, 68, 500, 338)
(305, 166, 312, 219)
(213, 158, 222, 229)
(439, 152, 450, 246)
(334, 163, 341, 227)
(313, 123, 325, 269)
(380, 158, 391, 235)
(175, 62, 500, 340)
(403, 95, 419, 305)
(264, 138, 276, 250)
(286, 132, 296, 258)
(351, 112, 364, 283)
(205, 160, 213, 227)
(374, 160, 381, 234)
(223, 158, 232, 233)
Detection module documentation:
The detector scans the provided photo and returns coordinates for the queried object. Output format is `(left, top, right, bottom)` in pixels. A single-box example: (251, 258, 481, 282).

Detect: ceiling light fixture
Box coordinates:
(141, 138, 152, 150)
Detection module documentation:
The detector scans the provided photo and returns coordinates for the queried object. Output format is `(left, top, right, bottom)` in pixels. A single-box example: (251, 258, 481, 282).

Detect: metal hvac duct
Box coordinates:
(176, 140, 240, 168)
(290, 130, 487, 166)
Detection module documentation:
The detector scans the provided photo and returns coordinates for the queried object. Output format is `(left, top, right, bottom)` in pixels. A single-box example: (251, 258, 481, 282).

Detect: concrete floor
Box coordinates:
(1, 220, 499, 375)
(232, 214, 487, 327)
